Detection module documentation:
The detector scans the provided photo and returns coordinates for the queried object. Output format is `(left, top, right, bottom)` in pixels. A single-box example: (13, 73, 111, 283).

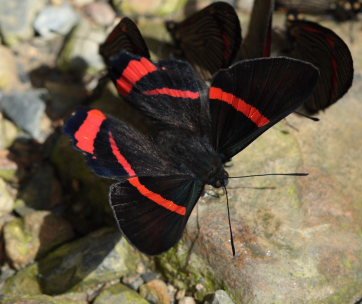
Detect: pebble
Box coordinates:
(0, 0, 44, 45)
(139, 279, 172, 304)
(204, 290, 236, 304)
(93, 283, 149, 304)
(0, 90, 50, 141)
(122, 273, 144, 290)
(178, 296, 196, 304)
(0, 46, 18, 91)
(33, 4, 79, 40)
(0, 178, 14, 217)
(85, 2, 116, 26)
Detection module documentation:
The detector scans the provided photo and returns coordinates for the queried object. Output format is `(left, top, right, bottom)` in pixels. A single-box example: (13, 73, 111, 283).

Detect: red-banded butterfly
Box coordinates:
(274, 19, 354, 114)
(64, 50, 319, 255)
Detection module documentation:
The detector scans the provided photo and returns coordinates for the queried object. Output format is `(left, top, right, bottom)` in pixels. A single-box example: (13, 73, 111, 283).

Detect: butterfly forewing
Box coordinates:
(99, 17, 150, 64)
(209, 57, 319, 160)
(107, 51, 209, 131)
(110, 176, 204, 255)
(64, 108, 183, 179)
(166, 2, 241, 80)
(285, 20, 353, 114)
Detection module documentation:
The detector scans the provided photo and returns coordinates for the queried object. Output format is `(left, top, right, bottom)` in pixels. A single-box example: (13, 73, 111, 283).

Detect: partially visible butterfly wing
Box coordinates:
(110, 176, 204, 255)
(99, 17, 150, 64)
(166, 2, 241, 80)
(239, 0, 274, 59)
(107, 51, 210, 132)
(285, 20, 353, 114)
(275, 0, 332, 15)
(64, 107, 182, 179)
(209, 57, 319, 160)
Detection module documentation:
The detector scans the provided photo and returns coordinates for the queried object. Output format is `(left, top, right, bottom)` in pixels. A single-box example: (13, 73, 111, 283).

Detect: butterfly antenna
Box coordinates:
(229, 172, 308, 179)
(294, 111, 320, 121)
(223, 185, 236, 257)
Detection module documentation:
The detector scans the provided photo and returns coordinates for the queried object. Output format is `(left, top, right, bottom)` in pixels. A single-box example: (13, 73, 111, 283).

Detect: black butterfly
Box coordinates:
(275, 19, 354, 114)
(99, 17, 150, 64)
(64, 51, 318, 255)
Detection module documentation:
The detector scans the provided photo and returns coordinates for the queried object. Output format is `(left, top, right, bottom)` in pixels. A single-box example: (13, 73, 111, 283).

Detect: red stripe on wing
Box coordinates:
(75, 109, 107, 154)
(117, 58, 157, 96)
(144, 88, 200, 99)
(109, 132, 187, 216)
(210, 87, 270, 127)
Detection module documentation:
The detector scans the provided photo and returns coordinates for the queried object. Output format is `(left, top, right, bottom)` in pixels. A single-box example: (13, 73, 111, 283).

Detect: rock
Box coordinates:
(0, 178, 14, 217)
(122, 274, 144, 290)
(57, 18, 106, 77)
(0, 46, 18, 91)
(117, 0, 189, 17)
(0, 116, 20, 150)
(34, 4, 79, 40)
(204, 290, 235, 304)
(73, 0, 93, 7)
(155, 66, 362, 304)
(139, 279, 172, 304)
(0, 0, 44, 45)
(179, 296, 196, 304)
(85, 2, 116, 26)
(3, 210, 74, 269)
(3, 227, 144, 295)
(0, 90, 51, 141)
(1, 293, 88, 304)
(15, 164, 62, 214)
(93, 283, 150, 304)
(0, 151, 18, 184)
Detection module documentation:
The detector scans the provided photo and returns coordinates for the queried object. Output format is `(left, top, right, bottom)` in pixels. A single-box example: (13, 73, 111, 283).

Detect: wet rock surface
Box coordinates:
(0, 1, 361, 304)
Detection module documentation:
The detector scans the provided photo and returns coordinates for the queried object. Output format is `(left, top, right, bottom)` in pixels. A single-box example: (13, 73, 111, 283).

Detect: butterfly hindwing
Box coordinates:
(285, 20, 353, 114)
(166, 2, 241, 80)
(108, 51, 209, 131)
(99, 17, 150, 63)
(209, 57, 319, 160)
(110, 176, 204, 255)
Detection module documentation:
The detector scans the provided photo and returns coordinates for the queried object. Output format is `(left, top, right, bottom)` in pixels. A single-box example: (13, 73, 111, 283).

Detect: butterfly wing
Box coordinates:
(239, 0, 274, 59)
(99, 17, 150, 64)
(284, 20, 353, 114)
(64, 107, 183, 179)
(110, 176, 204, 255)
(107, 51, 210, 132)
(64, 108, 204, 254)
(166, 2, 241, 80)
(209, 57, 319, 161)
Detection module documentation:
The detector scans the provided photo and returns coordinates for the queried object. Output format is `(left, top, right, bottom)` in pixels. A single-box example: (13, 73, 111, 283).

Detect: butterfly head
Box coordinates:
(205, 163, 229, 188)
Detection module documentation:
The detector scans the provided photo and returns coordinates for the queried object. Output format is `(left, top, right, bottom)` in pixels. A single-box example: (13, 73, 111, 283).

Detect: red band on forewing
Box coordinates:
(210, 87, 270, 127)
(117, 58, 157, 96)
(144, 88, 200, 99)
(75, 109, 107, 154)
(109, 132, 136, 176)
(109, 132, 186, 216)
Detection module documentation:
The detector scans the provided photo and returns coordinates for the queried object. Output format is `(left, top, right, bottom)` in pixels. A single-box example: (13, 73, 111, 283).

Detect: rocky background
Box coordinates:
(0, 0, 361, 303)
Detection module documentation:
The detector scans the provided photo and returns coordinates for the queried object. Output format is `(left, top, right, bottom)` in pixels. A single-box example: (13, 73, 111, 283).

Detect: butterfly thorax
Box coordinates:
(155, 128, 228, 188)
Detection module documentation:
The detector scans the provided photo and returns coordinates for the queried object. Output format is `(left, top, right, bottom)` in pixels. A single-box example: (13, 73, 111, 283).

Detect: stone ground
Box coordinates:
(0, 0, 361, 303)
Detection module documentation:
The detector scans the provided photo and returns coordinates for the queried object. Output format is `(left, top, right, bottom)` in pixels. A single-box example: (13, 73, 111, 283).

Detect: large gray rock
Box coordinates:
(3, 227, 143, 296)
(3, 210, 74, 269)
(153, 15, 362, 303)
